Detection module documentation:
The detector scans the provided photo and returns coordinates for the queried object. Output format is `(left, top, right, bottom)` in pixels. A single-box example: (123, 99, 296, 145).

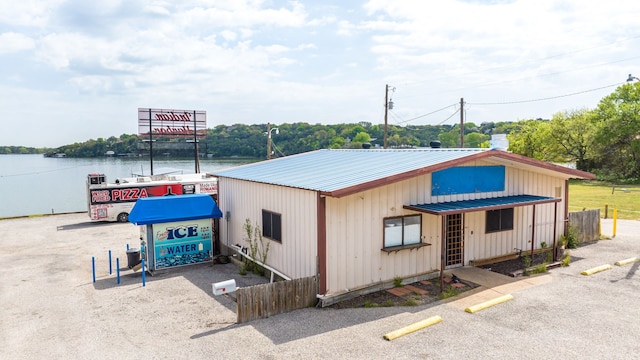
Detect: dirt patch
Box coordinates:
(480, 251, 557, 277)
(328, 276, 480, 309)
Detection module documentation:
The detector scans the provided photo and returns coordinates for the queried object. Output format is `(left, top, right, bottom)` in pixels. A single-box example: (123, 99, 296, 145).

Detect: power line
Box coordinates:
(390, 103, 458, 125)
(435, 108, 460, 126)
(468, 82, 622, 106)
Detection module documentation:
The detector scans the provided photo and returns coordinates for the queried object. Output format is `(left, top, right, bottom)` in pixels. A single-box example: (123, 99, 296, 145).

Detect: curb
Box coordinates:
(464, 294, 514, 314)
(581, 264, 612, 275)
(615, 257, 640, 266)
(383, 315, 443, 341)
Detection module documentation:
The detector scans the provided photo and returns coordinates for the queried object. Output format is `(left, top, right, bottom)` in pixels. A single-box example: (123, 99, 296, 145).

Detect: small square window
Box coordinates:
(262, 210, 282, 242)
(486, 208, 514, 233)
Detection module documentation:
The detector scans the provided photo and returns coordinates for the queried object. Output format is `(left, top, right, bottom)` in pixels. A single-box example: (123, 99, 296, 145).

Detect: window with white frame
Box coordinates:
(383, 215, 421, 248)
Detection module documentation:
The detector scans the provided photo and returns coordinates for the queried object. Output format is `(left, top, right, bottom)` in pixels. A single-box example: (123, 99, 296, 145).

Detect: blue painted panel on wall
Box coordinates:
(432, 166, 505, 196)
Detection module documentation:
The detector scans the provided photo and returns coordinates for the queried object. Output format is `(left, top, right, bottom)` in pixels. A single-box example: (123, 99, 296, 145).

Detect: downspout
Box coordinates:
(317, 193, 327, 295)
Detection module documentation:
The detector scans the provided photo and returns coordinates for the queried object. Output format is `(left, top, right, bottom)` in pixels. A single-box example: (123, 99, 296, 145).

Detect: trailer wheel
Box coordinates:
(117, 212, 129, 223)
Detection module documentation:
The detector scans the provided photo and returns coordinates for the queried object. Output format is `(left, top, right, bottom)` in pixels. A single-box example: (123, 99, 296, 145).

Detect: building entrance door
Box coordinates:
(445, 213, 464, 268)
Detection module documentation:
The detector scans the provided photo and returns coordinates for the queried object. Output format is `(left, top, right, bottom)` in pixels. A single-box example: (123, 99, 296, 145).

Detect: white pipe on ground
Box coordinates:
(230, 244, 291, 282)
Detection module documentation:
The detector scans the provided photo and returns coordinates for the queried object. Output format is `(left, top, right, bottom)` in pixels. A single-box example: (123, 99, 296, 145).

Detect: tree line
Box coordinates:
(38, 122, 497, 159)
(4, 81, 639, 182)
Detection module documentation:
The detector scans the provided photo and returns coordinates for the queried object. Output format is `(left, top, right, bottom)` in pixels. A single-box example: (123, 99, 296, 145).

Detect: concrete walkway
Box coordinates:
(443, 266, 552, 310)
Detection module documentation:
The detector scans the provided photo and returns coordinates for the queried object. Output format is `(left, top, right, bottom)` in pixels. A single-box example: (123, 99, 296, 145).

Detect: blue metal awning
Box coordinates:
(404, 195, 559, 215)
(128, 194, 223, 225)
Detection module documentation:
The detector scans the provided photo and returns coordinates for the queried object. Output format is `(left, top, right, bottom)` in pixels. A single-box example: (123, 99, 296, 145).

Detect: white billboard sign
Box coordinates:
(138, 108, 207, 139)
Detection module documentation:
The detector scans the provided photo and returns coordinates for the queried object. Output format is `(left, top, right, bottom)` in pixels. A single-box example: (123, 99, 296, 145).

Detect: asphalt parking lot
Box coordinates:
(1, 214, 639, 359)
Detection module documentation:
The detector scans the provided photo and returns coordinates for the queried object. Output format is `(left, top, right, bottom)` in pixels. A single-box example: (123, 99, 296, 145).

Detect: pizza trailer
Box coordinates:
(128, 194, 223, 273)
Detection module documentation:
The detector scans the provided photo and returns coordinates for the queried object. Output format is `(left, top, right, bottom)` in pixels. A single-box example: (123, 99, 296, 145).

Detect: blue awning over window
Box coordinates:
(404, 195, 559, 215)
(128, 194, 223, 225)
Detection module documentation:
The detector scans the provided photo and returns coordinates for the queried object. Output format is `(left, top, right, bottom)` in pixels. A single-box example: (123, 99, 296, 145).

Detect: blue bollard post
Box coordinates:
(116, 258, 120, 285)
(126, 243, 129, 250)
(141, 259, 146, 287)
(108, 250, 112, 275)
(92, 256, 96, 283)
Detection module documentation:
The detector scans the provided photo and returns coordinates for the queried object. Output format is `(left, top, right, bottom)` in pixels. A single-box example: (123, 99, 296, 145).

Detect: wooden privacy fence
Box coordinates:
(236, 276, 318, 323)
(568, 209, 600, 244)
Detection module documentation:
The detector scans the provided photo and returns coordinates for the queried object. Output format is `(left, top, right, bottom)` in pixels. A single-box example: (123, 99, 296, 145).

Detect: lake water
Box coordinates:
(0, 154, 256, 218)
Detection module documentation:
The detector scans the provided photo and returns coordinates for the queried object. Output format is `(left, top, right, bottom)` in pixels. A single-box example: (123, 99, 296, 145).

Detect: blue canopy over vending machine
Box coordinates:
(128, 194, 223, 272)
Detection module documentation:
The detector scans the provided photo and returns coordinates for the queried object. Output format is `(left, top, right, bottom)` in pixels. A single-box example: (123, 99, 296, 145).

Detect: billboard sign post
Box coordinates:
(138, 108, 207, 174)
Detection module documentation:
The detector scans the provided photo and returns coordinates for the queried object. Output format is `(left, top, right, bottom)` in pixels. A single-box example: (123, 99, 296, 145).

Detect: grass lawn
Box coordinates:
(569, 180, 640, 220)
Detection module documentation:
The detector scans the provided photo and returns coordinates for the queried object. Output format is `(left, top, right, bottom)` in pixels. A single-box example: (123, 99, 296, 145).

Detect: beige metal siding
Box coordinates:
(325, 182, 441, 295)
(218, 178, 318, 279)
(462, 165, 567, 263)
(323, 160, 570, 295)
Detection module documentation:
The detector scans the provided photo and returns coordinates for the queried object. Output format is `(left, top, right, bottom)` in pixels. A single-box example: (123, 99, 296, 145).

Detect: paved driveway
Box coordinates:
(1, 215, 639, 359)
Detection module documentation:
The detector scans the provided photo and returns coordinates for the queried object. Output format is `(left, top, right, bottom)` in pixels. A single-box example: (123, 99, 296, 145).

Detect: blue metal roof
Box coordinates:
(128, 194, 223, 225)
(212, 148, 487, 194)
(404, 195, 559, 215)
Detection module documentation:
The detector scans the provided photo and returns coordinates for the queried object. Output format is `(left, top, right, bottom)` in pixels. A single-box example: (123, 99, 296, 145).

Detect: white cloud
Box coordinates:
(0, 32, 36, 54)
(0, 0, 64, 27)
(220, 30, 237, 42)
(1, 0, 639, 147)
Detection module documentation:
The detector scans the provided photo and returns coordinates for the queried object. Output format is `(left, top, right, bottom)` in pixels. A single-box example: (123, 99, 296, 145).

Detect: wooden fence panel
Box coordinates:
(568, 209, 600, 244)
(236, 276, 317, 323)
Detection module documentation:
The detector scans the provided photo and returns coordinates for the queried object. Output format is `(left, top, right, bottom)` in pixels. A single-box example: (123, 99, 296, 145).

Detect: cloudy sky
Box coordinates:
(1, 0, 639, 147)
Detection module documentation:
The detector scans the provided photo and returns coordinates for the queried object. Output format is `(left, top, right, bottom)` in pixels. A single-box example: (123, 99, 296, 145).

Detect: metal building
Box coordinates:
(212, 148, 595, 304)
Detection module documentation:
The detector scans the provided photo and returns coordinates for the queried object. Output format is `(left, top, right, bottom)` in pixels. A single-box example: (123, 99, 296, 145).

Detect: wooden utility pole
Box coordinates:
(460, 97, 464, 148)
(384, 84, 389, 149)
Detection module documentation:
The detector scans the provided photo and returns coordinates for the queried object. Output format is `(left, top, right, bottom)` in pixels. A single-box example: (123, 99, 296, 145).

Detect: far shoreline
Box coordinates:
(0, 211, 86, 221)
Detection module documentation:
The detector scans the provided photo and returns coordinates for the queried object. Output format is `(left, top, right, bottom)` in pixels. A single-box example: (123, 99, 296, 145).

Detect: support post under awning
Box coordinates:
(440, 215, 446, 292)
(530, 204, 536, 258)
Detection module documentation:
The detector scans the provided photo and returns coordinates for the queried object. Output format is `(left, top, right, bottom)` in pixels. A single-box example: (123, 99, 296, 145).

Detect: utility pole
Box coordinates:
(460, 97, 464, 148)
(266, 123, 279, 159)
(148, 108, 154, 175)
(384, 84, 389, 149)
(193, 110, 200, 173)
(267, 122, 272, 160)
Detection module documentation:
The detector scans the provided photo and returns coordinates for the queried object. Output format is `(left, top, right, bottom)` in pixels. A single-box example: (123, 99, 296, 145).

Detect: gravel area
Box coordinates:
(1, 215, 639, 359)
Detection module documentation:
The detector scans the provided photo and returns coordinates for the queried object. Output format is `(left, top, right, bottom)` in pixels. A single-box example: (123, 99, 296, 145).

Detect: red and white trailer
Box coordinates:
(86, 173, 217, 222)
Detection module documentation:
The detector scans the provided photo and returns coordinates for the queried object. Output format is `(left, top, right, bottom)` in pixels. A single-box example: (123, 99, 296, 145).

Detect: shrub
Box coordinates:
(363, 301, 378, 308)
(524, 263, 547, 276)
(439, 286, 461, 300)
(381, 300, 394, 307)
(242, 218, 270, 276)
(402, 298, 419, 306)
(565, 225, 579, 249)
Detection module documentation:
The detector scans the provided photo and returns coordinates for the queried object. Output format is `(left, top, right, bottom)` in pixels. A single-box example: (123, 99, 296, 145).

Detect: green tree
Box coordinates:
(547, 109, 598, 171)
(507, 120, 552, 160)
(353, 131, 371, 143)
(438, 131, 458, 148)
(464, 132, 489, 148)
(592, 82, 640, 179)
